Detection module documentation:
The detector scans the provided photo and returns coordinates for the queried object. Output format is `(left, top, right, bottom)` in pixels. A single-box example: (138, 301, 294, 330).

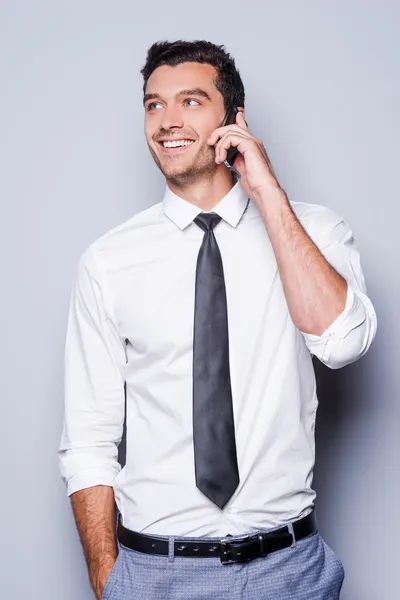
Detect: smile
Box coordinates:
(158, 140, 196, 153)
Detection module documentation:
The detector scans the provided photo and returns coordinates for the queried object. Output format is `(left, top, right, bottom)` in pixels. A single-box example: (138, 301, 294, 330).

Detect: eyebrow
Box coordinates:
(143, 88, 212, 106)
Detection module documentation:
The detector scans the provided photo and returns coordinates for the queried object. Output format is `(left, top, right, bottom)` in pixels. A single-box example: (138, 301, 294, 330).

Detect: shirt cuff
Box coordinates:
(301, 284, 364, 344)
(65, 467, 120, 497)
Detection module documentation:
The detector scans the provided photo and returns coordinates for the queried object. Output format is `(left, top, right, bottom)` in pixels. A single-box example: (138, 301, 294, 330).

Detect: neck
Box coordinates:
(166, 168, 237, 212)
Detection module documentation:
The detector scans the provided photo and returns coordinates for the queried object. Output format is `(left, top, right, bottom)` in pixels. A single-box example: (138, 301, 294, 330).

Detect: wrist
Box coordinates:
(252, 185, 288, 220)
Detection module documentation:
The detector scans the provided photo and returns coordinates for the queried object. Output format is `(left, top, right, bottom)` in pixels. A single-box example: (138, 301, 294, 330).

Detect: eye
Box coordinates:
(185, 99, 200, 106)
(147, 102, 163, 111)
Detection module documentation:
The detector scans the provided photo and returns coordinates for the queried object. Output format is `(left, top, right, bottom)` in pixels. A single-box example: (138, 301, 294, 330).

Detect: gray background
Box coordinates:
(2, 1, 398, 598)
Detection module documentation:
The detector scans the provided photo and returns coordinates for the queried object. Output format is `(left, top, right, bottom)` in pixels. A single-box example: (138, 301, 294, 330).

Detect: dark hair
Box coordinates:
(140, 40, 245, 112)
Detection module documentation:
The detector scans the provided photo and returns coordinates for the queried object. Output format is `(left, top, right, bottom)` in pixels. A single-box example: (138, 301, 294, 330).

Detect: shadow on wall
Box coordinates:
(313, 356, 363, 532)
(118, 382, 128, 469)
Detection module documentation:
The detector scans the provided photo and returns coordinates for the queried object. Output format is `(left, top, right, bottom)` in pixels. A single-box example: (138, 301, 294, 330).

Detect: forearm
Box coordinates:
(255, 187, 347, 335)
(71, 485, 117, 600)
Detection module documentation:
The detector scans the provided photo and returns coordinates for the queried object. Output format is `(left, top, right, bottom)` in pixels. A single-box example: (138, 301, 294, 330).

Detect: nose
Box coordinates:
(160, 105, 184, 130)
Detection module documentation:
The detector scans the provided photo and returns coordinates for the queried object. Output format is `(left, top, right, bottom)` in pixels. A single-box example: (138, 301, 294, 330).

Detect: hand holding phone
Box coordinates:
(221, 106, 240, 168)
(216, 105, 248, 168)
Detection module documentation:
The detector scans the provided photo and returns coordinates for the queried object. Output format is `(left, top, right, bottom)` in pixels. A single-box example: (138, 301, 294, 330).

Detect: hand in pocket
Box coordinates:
(97, 553, 120, 600)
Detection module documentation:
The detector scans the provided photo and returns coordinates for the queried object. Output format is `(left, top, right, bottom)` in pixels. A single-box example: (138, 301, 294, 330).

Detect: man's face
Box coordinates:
(144, 62, 227, 185)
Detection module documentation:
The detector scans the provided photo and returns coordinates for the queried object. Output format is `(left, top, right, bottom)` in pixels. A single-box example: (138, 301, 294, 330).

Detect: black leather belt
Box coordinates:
(117, 510, 317, 565)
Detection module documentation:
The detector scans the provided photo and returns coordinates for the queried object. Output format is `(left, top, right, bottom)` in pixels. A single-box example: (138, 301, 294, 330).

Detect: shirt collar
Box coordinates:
(162, 176, 249, 230)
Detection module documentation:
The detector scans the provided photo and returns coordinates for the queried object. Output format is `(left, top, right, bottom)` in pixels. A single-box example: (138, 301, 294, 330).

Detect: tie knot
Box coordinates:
(194, 212, 222, 233)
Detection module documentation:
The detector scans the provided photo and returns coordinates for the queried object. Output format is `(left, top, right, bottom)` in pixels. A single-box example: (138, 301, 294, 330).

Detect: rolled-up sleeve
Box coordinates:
(58, 245, 126, 496)
(299, 207, 377, 369)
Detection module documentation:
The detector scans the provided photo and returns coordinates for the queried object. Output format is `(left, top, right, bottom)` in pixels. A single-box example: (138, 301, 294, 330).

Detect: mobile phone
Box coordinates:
(221, 106, 239, 167)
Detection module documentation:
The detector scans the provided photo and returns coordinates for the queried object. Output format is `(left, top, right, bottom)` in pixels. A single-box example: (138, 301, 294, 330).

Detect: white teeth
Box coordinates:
(162, 140, 194, 148)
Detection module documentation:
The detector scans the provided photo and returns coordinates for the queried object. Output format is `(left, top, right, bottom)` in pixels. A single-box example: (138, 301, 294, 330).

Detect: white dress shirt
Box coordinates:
(58, 179, 377, 536)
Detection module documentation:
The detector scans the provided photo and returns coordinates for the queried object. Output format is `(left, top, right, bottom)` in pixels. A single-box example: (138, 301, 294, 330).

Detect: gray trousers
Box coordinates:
(102, 522, 345, 600)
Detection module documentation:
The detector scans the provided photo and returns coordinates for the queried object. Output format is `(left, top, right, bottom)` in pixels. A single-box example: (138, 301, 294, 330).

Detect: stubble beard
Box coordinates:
(148, 141, 218, 187)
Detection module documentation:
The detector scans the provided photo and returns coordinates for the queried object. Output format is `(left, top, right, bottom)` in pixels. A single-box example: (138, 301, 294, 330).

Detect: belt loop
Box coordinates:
(168, 536, 175, 562)
(287, 522, 296, 549)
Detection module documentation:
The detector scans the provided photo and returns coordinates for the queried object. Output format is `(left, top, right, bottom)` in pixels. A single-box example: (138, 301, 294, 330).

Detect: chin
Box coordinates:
(167, 163, 217, 186)
(161, 156, 217, 186)
(162, 163, 195, 181)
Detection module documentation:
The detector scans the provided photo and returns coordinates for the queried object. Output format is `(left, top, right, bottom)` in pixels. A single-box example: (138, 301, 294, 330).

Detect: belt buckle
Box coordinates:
(219, 533, 250, 565)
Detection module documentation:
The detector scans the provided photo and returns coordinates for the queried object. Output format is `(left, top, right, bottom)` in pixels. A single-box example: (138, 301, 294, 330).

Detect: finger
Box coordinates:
(215, 132, 248, 163)
(208, 124, 251, 146)
(236, 110, 248, 130)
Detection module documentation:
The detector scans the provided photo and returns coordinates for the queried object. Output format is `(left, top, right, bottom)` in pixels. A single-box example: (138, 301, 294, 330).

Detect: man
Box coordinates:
(58, 39, 377, 600)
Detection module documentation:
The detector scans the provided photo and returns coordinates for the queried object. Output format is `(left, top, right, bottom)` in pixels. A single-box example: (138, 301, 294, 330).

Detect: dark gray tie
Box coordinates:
(192, 212, 240, 508)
